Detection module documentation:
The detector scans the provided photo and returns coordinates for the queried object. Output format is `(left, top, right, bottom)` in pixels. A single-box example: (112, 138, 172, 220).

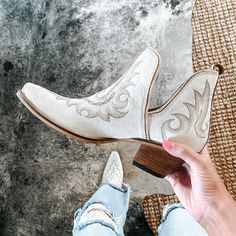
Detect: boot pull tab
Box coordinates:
(211, 64, 224, 75)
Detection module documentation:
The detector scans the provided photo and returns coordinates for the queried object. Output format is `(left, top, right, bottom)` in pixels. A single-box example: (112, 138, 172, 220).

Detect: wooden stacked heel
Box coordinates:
(133, 144, 184, 178)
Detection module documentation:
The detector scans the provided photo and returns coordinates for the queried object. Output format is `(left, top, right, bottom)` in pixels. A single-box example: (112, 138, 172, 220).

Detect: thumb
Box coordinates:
(162, 140, 202, 167)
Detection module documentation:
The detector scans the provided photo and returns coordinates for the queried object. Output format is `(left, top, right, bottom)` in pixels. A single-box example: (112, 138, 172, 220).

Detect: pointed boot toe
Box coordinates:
(18, 82, 88, 140)
(102, 151, 123, 188)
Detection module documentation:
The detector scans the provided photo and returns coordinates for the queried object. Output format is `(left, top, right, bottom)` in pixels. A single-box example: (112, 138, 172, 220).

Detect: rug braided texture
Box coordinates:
(142, 0, 236, 234)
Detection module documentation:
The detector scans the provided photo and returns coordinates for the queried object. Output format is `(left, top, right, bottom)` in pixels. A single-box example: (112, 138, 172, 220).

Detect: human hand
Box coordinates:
(162, 140, 236, 235)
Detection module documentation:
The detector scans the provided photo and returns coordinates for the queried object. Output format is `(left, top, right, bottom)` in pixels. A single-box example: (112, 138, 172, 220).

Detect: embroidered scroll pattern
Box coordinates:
(56, 60, 142, 122)
(161, 80, 211, 140)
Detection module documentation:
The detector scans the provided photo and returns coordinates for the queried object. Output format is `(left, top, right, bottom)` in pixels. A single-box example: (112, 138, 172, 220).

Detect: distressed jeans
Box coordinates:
(73, 184, 131, 236)
(72, 184, 208, 236)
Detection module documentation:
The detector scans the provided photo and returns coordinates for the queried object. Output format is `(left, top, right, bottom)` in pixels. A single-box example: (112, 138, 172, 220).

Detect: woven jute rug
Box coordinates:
(142, 0, 236, 234)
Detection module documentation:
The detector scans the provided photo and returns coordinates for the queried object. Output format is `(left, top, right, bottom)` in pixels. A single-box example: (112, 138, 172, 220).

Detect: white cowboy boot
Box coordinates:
(16, 48, 223, 177)
(102, 151, 123, 188)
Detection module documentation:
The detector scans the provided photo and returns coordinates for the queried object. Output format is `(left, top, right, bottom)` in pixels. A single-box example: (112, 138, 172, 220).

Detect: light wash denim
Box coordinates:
(73, 183, 131, 236)
(73, 184, 208, 236)
(158, 203, 208, 236)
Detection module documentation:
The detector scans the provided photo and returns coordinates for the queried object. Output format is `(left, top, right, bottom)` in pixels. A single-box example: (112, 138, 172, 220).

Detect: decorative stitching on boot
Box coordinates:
(161, 79, 211, 140)
(56, 60, 143, 122)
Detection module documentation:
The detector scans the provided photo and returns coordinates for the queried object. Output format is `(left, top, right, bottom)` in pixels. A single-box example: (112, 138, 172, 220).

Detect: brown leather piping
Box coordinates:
(199, 64, 223, 152)
(148, 68, 218, 115)
(143, 48, 161, 140)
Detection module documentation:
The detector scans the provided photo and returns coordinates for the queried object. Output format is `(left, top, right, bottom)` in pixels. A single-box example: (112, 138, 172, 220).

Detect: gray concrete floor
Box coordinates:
(0, 0, 193, 235)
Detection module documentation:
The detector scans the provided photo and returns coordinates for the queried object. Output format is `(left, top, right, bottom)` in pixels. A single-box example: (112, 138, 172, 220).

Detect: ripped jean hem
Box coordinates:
(160, 203, 184, 224)
(73, 219, 121, 236)
(74, 183, 130, 220)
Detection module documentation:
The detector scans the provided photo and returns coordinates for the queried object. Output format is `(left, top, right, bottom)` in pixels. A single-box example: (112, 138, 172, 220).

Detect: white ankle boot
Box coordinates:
(16, 48, 222, 177)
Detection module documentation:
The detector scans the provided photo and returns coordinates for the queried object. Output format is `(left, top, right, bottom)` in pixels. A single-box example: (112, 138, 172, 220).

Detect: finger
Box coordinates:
(200, 144, 209, 155)
(200, 144, 213, 163)
(165, 163, 190, 182)
(162, 140, 201, 167)
(165, 174, 175, 187)
(165, 165, 190, 188)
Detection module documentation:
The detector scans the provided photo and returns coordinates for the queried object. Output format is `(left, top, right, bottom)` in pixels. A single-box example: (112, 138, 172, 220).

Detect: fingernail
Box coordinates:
(163, 140, 173, 150)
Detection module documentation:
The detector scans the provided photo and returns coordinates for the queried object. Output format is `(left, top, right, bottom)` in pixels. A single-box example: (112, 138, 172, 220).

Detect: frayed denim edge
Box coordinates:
(74, 200, 114, 221)
(161, 203, 184, 224)
(74, 183, 131, 220)
(73, 219, 121, 236)
(100, 183, 131, 193)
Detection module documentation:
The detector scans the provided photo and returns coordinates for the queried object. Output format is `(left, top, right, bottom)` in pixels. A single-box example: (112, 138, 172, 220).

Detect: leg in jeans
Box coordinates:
(158, 203, 208, 236)
(72, 152, 131, 236)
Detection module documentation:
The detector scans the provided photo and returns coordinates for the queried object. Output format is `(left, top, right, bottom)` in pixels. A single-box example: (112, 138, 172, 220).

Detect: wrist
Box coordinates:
(201, 193, 236, 235)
